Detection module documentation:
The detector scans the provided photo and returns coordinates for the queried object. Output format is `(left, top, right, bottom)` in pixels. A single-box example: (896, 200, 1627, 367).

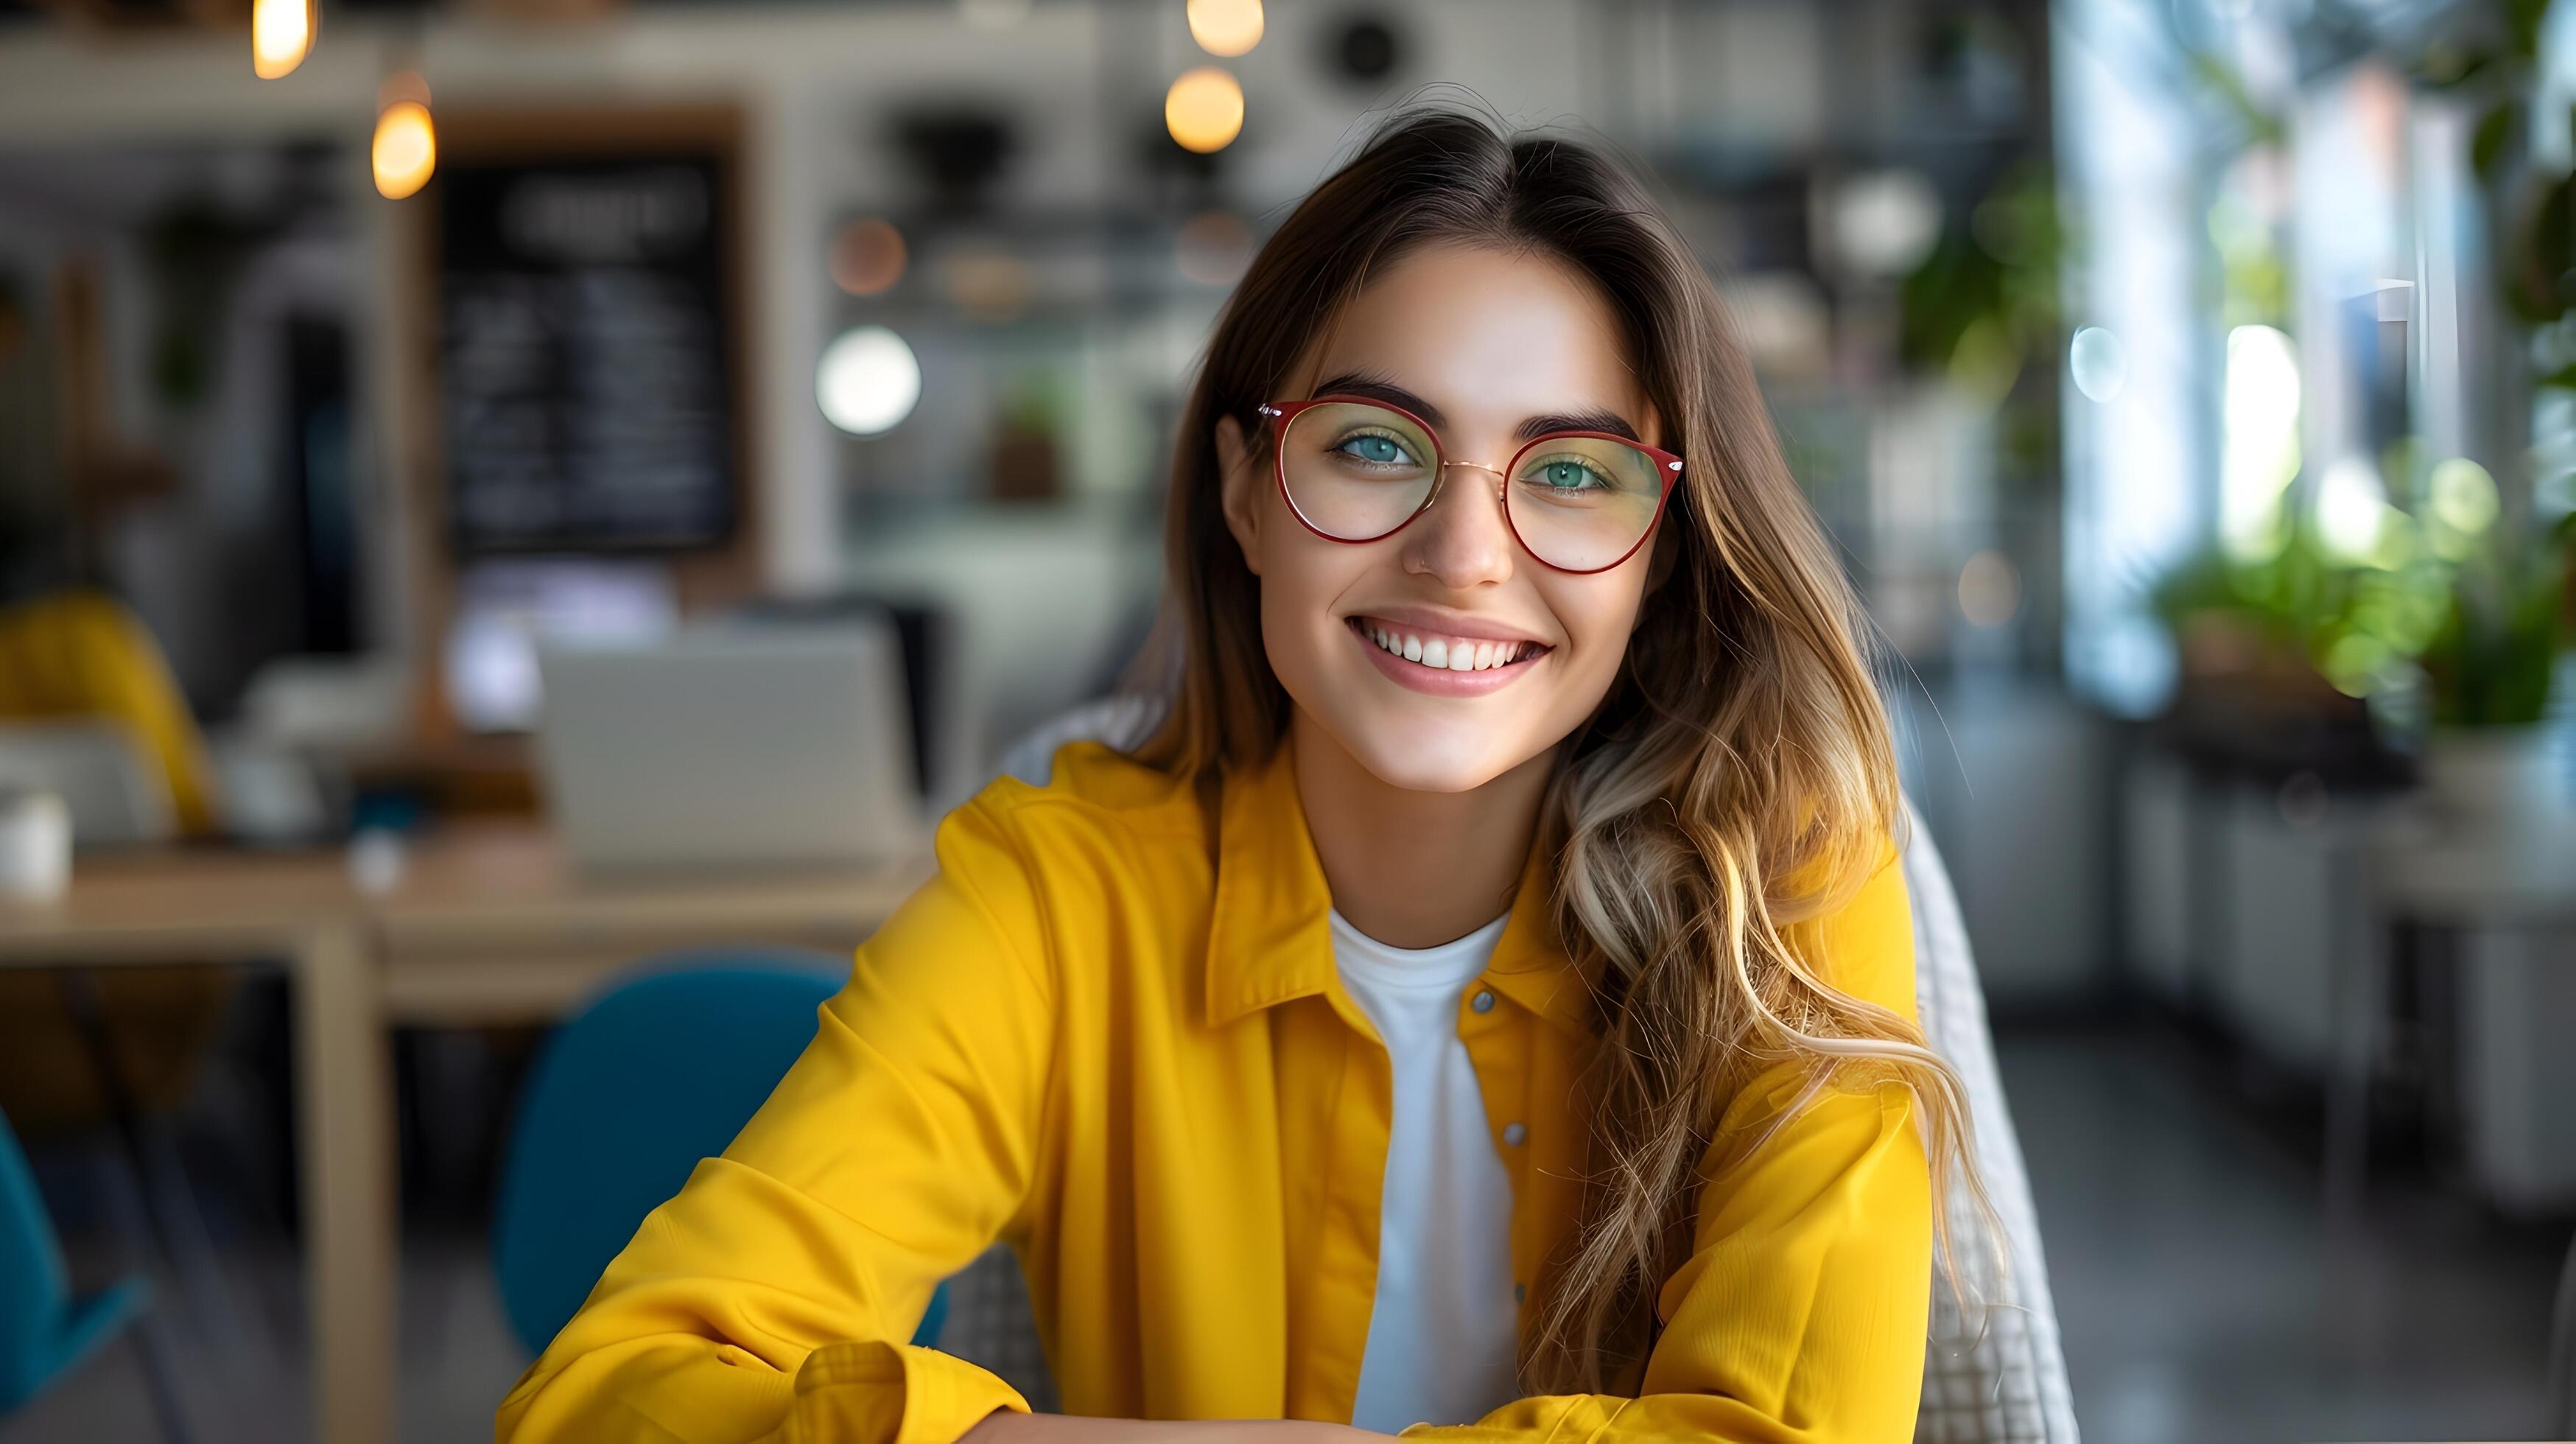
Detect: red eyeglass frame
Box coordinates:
(1254, 394, 1685, 575)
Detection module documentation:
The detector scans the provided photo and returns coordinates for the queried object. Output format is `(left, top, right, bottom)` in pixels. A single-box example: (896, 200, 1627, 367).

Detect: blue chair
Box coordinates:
(491, 951, 950, 1359)
(0, 1103, 186, 1439)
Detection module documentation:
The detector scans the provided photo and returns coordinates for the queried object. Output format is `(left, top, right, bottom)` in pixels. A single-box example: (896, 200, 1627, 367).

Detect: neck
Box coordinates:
(1288, 708, 1554, 950)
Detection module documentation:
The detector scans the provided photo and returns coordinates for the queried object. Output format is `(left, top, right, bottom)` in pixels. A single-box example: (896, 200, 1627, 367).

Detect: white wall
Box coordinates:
(1895, 671, 2115, 1004)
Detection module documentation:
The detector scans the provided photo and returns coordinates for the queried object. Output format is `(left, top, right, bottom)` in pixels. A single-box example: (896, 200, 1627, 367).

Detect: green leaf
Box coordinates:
(2472, 101, 2519, 182)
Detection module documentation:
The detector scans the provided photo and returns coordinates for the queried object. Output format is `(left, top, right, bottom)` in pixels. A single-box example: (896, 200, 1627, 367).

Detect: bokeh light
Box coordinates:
(251, 0, 314, 80)
(371, 97, 436, 201)
(1175, 209, 1253, 286)
(2312, 455, 2392, 563)
(1165, 66, 1244, 154)
(1959, 550, 2023, 627)
(936, 249, 1032, 321)
(830, 219, 908, 297)
(1187, 0, 1264, 57)
(1830, 169, 1940, 278)
(2427, 457, 2499, 538)
(2068, 326, 2127, 402)
(817, 326, 921, 435)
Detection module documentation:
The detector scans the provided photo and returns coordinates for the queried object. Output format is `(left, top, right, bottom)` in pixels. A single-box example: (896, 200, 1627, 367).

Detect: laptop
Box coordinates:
(534, 621, 922, 873)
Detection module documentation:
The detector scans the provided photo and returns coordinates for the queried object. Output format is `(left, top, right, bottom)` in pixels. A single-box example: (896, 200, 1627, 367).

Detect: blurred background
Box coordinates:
(0, 0, 2571, 1440)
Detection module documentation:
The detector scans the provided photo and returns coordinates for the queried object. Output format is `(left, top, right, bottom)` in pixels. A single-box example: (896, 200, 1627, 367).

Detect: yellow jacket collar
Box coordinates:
(1203, 740, 1593, 1037)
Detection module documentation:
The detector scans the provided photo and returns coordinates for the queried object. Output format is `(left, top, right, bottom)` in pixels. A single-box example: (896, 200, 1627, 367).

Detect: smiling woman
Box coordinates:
(496, 105, 1994, 1444)
(1212, 240, 1684, 800)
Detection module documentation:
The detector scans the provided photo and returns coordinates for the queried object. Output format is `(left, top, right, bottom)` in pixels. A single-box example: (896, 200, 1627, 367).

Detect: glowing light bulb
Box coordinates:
(251, 0, 315, 80)
(1187, 0, 1263, 57)
(1165, 66, 1244, 154)
(373, 99, 437, 200)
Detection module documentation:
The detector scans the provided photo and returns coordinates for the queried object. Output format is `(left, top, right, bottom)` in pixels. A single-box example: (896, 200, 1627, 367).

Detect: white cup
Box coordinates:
(0, 788, 71, 902)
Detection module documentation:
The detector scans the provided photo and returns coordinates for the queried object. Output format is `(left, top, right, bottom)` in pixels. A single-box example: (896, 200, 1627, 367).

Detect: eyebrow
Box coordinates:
(1308, 369, 1645, 445)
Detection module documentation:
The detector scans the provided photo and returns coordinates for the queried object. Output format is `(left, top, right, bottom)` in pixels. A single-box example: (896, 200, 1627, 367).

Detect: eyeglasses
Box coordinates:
(1254, 396, 1683, 575)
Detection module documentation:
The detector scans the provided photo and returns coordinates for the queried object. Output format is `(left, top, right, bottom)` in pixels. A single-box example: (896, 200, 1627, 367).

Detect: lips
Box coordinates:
(1344, 615, 1552, 695)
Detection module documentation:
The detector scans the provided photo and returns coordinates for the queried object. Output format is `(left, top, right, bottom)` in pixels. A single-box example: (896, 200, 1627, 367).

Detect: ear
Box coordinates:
(1215, 413, 1265, 578)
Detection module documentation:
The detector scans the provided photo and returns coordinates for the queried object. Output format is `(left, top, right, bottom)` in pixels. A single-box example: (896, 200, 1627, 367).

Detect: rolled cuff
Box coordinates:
(781, 1339, 1031, 1444)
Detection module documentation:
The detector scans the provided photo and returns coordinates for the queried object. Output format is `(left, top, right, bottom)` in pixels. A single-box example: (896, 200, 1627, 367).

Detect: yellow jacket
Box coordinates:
(495, 739, 1931, 1443)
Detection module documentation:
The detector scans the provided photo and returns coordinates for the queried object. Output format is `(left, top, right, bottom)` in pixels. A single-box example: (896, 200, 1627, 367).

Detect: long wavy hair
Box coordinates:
(1129, 102, 1997, 1392)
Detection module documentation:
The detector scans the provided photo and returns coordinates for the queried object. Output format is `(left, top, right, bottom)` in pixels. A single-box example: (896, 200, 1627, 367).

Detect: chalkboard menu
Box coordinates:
(437, 152, 739, 554)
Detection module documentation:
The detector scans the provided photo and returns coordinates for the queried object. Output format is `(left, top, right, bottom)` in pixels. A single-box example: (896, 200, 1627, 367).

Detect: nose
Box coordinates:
(1399, 460, 1517, 589)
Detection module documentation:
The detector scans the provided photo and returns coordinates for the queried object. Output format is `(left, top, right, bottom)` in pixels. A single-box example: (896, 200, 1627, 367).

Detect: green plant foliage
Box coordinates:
(1897, 162, 2066, 396)
(2157, 519, 2452, 693)
(2422, 539, 2567, 724)
(2503, 167, 2576, 326)
(2158, 506, 2566, 720)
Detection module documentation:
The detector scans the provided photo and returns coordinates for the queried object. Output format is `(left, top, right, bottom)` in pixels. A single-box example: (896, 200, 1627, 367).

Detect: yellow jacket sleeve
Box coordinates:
(494, 799, 1053, 1444)
(1405, 849, 1932, 1443)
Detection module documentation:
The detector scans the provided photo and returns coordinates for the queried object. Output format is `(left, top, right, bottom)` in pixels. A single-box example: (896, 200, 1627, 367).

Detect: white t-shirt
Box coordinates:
(1328, 906, 1520, 1433)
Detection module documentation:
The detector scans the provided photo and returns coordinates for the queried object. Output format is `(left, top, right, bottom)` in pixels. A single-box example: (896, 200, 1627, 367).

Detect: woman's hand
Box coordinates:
(961, 1412, 1390, 1442)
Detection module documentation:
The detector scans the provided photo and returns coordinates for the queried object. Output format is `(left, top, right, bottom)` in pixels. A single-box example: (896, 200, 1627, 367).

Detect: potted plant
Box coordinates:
(2415, 523, 2570, 828)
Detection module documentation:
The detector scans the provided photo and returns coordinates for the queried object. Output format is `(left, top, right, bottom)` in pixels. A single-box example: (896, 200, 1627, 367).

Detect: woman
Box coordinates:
(496, 105, 1988, 1443)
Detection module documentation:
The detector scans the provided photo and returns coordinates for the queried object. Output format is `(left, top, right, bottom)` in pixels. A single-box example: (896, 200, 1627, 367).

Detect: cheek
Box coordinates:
(1543, 572, 1649, 684)
(1253, 531, 1369, 677)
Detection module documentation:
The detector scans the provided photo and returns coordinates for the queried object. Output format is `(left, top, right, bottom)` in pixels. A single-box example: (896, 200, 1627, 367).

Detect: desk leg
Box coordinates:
(292, 923, 395, 1444)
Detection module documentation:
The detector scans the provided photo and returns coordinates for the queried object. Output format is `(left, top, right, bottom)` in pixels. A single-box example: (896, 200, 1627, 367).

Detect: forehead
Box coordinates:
(1294, 241, 1655, 444)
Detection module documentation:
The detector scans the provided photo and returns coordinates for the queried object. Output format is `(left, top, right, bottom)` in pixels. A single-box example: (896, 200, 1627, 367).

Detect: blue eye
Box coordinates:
(1333, 430, 1418, 467)
(1534, 460, 1609, 491)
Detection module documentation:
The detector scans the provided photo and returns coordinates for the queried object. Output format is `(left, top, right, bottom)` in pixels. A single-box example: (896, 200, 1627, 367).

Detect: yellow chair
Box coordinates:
(0, 589, 225, 1129)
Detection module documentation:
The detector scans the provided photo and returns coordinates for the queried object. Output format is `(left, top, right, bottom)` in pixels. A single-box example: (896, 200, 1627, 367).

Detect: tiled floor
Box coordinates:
(5, 1020, 2569, 1443)
(2001, 1023, 2567, 1444)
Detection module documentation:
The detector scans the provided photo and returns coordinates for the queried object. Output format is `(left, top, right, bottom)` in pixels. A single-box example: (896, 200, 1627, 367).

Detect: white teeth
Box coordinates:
(1358, 619, 1541, 671)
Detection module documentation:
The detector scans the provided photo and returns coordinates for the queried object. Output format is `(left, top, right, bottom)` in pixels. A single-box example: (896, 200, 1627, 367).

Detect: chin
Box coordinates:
(1334, 707, 1531, 795)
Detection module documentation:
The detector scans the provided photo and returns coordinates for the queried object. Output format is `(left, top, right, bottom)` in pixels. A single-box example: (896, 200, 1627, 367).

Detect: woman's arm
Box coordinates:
(495, 799, 1059, 1443)
(1403, 852, 1935, 1443)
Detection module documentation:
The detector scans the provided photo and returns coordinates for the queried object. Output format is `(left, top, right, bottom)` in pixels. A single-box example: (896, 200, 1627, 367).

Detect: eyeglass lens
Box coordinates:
(1277, 400, 1665, 572)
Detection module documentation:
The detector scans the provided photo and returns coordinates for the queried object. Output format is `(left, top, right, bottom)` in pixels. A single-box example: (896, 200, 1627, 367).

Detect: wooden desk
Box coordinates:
(0, 824, 928, 1443)
(0, 847, 387, 1444)
(373, 822, 930, 1026)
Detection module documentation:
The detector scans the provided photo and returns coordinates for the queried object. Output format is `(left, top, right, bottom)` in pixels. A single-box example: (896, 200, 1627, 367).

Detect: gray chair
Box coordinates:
(1902, 799, 2080, 1443)
(968, 698, 2080, 1443)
